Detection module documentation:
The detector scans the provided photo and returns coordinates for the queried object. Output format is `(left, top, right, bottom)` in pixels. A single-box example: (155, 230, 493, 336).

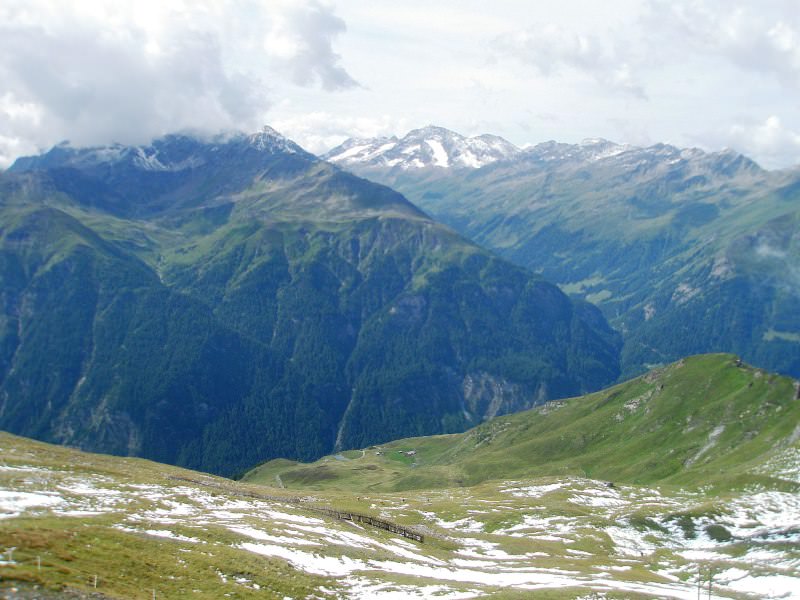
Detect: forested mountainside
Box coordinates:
(0, 128, 620, 476)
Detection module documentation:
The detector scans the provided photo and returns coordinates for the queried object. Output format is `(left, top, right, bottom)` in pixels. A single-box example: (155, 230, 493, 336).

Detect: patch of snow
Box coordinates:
(569, 491, 626, 508)
(425, 139, 450, 167)
(331, 144, 370, 161)
(0, 490, 64, 518)
(450, 557, 499, 568)
(373, 541, 446, 565)
(718, 568, 799, 598)
(374, 142, 397, 154)
(227, 525, 320, 546)
(344, 578, 478, 599)
(672, 283, 700, 306)
(366, 559, 585, 589)
(685, 425, 725, 467)
(605, 525, 658, 557)
(457, 538, 520, 561)
(0, 465, 50, 474)
(240, 542, 366, 576)
(723, 491, 800, 538)
(711, 256, 733, 279)
(498, 514, 576, 540)
(758, 446, 800, 484)
(262, 509, 324, 525)
(501, 482, 564, 498)
(678, 549, 728, 561)
(292, 524, 376, 549)
(114, 525, 200, 543)
(457, 151, 482, 169)
(133, 147, 167, 171)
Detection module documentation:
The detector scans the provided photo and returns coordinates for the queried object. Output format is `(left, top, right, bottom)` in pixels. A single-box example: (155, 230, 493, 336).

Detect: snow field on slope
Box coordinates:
(2, 459, 799, 598)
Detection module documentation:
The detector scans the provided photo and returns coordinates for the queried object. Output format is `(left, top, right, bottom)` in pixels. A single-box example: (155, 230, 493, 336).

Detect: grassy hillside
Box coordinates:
(244, 354, 800, 492)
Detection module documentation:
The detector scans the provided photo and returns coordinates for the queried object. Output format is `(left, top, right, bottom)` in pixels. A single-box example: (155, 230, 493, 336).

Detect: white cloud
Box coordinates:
(642, 0, 800, 87)
(263, 0, 358, 91)
(492, 1, 800, 101)
(703, 116, 800, 169)
(492, 23, 647, 98)
(0, 0, 355, 167)
(269, 111, 409, 155)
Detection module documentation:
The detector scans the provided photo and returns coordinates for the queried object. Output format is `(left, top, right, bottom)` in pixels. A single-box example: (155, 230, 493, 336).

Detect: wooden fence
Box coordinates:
(309, 507, 424, 542)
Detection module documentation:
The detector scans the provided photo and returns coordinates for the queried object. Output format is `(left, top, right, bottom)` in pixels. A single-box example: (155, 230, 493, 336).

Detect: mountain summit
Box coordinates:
(324, 125, 521, 170)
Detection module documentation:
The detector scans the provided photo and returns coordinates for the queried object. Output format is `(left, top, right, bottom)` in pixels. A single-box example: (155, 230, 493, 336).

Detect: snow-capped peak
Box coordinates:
(324, 125, 521, 170)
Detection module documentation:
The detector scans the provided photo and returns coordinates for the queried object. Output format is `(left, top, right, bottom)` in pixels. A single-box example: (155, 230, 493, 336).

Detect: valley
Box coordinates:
(326, 127, 800, 380)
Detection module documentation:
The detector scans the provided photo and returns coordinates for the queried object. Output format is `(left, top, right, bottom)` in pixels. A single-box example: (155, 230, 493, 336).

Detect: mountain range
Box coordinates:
(325, 126, 800, 379)
(0, 127, 620, 476)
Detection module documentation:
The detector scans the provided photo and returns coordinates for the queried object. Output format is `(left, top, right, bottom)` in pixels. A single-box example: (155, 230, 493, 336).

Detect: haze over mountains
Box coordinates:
(0, 127, 620, 476)
(326, 125, 800, 379)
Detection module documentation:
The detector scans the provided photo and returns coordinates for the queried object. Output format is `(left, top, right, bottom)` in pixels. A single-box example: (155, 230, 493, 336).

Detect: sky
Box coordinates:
(1, 0, 799, 169)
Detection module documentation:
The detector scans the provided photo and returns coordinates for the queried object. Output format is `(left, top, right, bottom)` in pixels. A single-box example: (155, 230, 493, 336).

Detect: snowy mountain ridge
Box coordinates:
(323, 125, 521, 171)
(325, 126, 764, 177)
(522, 139, 762, 176)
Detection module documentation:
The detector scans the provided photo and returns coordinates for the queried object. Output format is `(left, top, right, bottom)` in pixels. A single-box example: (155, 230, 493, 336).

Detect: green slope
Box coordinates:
(243, 354, 800, 492)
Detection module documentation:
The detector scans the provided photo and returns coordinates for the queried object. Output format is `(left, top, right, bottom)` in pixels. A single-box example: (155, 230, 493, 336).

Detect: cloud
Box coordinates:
(265, 1, 359, 91)
(269, 111, 409, 154)
(491, 2, 800, 104)
(0, 0, 356, 168)
(642, 0, 800, 88)
(492, 23, 647, 98)
(701, 116, 800, 169)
